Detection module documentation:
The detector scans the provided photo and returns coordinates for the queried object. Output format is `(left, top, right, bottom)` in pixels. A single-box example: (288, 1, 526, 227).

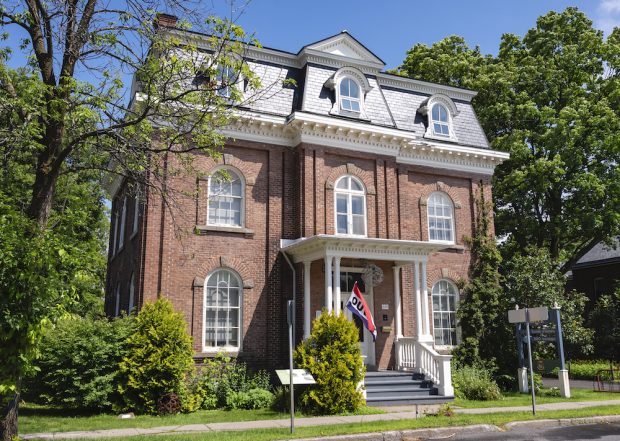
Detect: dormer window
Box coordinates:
(431, 104, 450, 136)
(420, 94, 459, 142)
(339, 78, 361, 112)
(216, 64, 236, 98)
(326, 66, 371, 119)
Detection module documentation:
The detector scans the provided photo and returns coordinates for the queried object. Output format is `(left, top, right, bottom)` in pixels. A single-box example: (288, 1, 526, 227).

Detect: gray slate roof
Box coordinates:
(575, 238, 620, 267)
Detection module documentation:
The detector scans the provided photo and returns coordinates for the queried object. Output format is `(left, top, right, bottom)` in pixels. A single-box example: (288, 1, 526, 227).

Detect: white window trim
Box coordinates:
(202, 269, 243, 353)
(431, 279, 459, 348)
(326, 67, 371, 120)
(132, 196, 140, 237)
(114, 282, 121, 317)
(421, 94, 459, 143)
(206, 166, 245, 228)
(427, 192, 456, 245)
(334, 175, 367, 238)
(118, 196, 127, 251)
(128, 272, 135, 314)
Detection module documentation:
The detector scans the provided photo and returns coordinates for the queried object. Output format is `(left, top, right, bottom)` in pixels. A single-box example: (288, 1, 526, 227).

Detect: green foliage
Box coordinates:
(118, 299, 195, 415)
(589, 288, 620, 362)
(24, 316, 134, 411)
(503, 248, 593, 360)
(452, 365, 502, 401)
(453, 185, 503, 369)
(225, 388, 274, 410)
(396, 7, 620, 272)
(294, 312, 364, 415)
(552, 360, 620, 381)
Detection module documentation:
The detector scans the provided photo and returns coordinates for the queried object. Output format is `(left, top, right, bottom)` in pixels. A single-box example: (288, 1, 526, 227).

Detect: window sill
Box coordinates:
(195, 349, 240, 358)
(195, 225, 255, 238)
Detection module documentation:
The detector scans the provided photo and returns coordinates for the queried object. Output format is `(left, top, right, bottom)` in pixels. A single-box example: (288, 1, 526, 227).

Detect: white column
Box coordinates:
(393, 265, 402, 338)
(324, 255, 333, 313)
(421, 260, 431, 338)
(334, 256, 341, 315)
(413, 261, 423, 339)
(303, 261, 312, 339)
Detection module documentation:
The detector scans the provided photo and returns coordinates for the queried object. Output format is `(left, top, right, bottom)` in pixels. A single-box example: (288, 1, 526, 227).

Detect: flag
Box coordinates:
(346, 281, 377, 342)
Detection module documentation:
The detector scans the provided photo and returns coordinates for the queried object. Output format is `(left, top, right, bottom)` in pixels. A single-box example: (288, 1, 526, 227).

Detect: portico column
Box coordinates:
(334, 256, 342, 315)
(393, 265, 403, 338)
(324, 255, 333, 313)
(303, 261, 312, 339)
(421, 260, 431, 338)
(413, 261, 423, 339)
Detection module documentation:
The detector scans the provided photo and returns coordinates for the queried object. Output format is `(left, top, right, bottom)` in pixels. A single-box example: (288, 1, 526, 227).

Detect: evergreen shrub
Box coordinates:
(294, 312, 365, 415)
(25, 315, 134, 411)
(118, 298, 195, 414)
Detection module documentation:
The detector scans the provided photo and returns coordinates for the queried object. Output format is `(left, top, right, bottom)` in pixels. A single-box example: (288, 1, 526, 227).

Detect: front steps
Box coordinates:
(364, 371, 454, 406)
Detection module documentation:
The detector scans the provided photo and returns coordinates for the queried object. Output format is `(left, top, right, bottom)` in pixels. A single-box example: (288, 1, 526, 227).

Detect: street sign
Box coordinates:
(508, 306, 548, 324)
(276, 369, 316, 386)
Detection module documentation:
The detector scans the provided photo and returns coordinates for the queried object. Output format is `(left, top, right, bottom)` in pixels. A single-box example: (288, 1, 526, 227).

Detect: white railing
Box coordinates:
(395, 338, 454, 397)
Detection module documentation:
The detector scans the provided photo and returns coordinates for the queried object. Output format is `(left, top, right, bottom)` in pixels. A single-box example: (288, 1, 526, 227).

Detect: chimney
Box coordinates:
(155, 13, 178, 29)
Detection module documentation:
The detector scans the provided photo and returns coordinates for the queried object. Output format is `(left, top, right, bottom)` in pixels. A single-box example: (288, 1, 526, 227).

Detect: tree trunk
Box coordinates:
(27, 163, 58, 228)
(0, 392, 19, 441)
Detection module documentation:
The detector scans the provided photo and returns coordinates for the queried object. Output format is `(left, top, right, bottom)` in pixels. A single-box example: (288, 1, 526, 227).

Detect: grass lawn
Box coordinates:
(27, 404, 620, 441)
(454, 387, 620, 408)
(20, 404, 383, 434)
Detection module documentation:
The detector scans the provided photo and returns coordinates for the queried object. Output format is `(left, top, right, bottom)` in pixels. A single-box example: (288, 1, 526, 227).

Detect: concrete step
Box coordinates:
(366, 395, 454, 406)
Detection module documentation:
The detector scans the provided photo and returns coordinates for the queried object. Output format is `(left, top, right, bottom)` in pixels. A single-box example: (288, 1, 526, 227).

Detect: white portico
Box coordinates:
(280, 234, 455, 396)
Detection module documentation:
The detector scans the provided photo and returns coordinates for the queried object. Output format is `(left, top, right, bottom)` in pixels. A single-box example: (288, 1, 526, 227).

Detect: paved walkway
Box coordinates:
(23, 399, 620, 440)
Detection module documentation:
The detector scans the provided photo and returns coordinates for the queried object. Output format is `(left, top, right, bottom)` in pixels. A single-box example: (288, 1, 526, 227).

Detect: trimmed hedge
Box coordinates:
(552, 360, 620, 381)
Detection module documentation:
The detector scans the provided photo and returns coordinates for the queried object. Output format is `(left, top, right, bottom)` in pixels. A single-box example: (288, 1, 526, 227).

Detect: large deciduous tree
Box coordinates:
(397, 7, 620, 272)
(0, 1, 265, 438)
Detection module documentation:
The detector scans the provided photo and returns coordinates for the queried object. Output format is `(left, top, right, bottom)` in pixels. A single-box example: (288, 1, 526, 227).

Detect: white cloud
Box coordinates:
(597, 0, 620, 34)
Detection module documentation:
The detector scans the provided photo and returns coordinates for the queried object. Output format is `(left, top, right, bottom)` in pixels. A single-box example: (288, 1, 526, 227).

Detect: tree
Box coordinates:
(589, 287, 620, 363)
(0, 1, 266, 437)
(453, 183, 503, 369)
(396, 8, 620, 272)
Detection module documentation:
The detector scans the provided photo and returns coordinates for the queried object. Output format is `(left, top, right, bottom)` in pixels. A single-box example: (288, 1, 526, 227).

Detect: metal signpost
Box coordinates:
(508, 306, 548, 415)
(287, 300, 295, 433)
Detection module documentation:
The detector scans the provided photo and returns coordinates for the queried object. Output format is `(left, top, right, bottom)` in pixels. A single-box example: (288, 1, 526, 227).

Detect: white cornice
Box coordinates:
(300, 49, 382, 74)
(219, 110, 508, 176)
(376, 74, 477, 102)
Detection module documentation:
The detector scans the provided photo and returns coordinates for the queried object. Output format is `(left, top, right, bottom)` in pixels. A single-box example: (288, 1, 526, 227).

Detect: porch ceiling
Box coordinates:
(280, 234, 450, 263)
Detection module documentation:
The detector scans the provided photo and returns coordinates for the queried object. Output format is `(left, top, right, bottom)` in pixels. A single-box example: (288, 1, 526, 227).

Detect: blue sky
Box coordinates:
(209, 0, 614, 69)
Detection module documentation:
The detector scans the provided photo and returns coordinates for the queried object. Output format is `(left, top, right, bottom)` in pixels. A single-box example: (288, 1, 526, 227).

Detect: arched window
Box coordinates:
(204, 269, 242, 351)
(216, 64, 236, 98)
(432, 280, 458, 346)
(207, 168, 244, 227)
(334, 175, 366, 237)
(431, 103, 450, 136)
(339, 77, 361, 113)
(427, 192, 454, 243)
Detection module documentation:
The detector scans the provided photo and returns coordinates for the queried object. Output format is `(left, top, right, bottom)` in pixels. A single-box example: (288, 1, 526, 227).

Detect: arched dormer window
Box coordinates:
(207, 167, 244, 227)
(334, 175, 367, 237)
(427, 192, 455, 243)
(419, 94, 459, 142)
(204, 268, 242, 351)
(339, 77, 361, 112)
(325, 67, 371, 119)
(432, 280, 459, 346)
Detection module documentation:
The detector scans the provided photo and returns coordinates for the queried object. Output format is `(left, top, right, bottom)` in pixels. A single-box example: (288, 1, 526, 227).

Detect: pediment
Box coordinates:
(303, 32, 385, 67)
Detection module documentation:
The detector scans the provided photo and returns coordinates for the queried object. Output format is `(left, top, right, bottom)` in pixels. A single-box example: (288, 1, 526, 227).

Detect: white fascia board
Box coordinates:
(376, 74, 478, 102)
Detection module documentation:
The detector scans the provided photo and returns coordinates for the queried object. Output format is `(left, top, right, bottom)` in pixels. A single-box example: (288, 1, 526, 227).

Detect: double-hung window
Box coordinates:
(427, 192, 454, 243)
(432, 280, 458, 346)
(335, 175, 366, 236)
(431, 104, 450, 136)
(339, 78, 361, 113)
(207, 168, 243, 227)
(204, 269, 241, 351)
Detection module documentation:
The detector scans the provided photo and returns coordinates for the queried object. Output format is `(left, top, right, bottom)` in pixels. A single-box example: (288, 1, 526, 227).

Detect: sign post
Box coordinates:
(508, 306, 548, 415)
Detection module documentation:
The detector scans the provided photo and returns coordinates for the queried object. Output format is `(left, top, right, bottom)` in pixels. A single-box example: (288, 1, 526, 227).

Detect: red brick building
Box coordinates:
(105, 31, 509, 400)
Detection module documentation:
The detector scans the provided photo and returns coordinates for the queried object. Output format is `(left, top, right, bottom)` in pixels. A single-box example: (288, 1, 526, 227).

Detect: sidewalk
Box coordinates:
(23, 399, 620, 440)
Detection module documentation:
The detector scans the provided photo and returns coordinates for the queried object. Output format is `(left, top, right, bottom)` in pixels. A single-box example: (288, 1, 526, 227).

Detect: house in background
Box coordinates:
(567, 238, 620, 311)
(105, 21, 509, 405)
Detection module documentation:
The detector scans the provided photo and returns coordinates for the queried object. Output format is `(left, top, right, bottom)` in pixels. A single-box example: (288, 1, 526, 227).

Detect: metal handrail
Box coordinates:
(594, 368, 620, 393)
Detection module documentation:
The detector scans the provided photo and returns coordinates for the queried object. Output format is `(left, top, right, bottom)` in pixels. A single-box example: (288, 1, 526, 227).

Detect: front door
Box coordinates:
(340, 271, 376, 366)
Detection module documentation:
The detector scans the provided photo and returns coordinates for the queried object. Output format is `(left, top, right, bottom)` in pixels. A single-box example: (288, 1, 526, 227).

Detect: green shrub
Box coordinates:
(452, 365, 502, 401)
(186, 354, 272, 410)
(118, 298, 195, 414)
(24, 315, 134, 411)
(226, 388, 274, 410)
(551, 360, 619, 381)
(294, 312, 365, 415)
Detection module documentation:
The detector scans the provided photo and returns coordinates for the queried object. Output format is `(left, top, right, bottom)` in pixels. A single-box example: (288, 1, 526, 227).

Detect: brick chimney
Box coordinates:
(155, 13, 178, 29)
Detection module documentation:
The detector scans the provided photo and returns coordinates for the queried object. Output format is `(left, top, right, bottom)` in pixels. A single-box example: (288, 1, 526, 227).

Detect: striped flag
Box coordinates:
(346, 281, 377, 342)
